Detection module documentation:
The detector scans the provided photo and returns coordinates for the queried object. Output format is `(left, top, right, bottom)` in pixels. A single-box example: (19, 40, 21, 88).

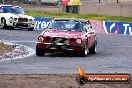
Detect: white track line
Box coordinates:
(9, 40, 36, 43)
(99, 45, 132, 48)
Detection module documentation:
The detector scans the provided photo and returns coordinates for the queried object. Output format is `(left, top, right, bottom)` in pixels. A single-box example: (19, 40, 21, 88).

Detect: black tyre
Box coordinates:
(8, 26, 14, 30)
(89, 44, 96, 54)
(80, 43, 88, 57)
(76, 76, 87, 86)
(28, 28, 34, 31)
(36, 45, 45, 56)
(1, 18, 8, 29)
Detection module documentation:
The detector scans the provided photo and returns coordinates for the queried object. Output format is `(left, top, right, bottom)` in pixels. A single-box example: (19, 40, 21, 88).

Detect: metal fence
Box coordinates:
(81, 0, 132, 3)
(1, 0, 132, 4)
(81, 0, 132, 16)
(0, 0, 132, 16)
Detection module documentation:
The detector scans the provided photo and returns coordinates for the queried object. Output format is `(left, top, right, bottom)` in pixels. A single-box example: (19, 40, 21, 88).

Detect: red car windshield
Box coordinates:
(48, 21, 83, 31)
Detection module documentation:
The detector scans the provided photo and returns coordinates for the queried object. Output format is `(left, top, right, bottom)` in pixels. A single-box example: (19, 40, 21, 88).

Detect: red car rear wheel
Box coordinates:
(89, 43, 96, 54)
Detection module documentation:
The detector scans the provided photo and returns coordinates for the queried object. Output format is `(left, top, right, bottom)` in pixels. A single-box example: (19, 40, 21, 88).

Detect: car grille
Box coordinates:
(18, 18, 28, 22)
(52, 37, 68, 45)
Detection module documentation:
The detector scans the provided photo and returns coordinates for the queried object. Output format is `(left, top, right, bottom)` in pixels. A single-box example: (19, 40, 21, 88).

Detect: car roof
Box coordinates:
(0, 5, 21, 8)
(0, 4, 13, 8)
(53, 18, 88, 23)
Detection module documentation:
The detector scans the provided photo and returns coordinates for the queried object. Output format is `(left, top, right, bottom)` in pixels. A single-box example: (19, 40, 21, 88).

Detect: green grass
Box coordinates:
(0, 44, 9, 50)
(26, 11, 132, 22)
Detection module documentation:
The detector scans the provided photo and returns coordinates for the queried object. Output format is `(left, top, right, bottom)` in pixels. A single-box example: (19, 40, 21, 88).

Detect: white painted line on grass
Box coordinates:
(0, 41, 35, 61)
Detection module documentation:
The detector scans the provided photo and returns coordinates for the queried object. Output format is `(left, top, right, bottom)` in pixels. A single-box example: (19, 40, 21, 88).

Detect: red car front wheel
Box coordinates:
(80, 43, 88, 57)
(36, 45, 45, 56)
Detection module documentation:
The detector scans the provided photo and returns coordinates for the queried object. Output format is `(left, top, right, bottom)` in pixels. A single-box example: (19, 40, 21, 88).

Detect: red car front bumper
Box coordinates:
(37, 43, 84, 53)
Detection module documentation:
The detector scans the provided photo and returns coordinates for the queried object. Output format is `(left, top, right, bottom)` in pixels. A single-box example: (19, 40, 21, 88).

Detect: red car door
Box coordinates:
(88, 30, 95, 48)
(85, 24, 95, 48)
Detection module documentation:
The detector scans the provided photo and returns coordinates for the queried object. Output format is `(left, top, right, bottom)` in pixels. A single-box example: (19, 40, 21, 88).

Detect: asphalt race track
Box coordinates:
(0, 29, 132, 74)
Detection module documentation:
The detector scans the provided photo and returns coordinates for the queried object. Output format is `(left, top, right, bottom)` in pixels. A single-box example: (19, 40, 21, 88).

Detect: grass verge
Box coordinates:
(0, 43, 13, 56)
(26, 11, 132, 22)
(0, 44, 9, 50)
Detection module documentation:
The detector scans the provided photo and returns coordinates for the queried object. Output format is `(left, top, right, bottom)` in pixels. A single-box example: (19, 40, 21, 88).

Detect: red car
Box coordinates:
(36, 18, 97, 56)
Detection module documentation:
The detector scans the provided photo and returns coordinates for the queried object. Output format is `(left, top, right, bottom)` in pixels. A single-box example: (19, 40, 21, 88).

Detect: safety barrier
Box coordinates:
(33, 16, 53, 30)
(90, 20, 132, 35)
(33, 16, 132, 35)
(103, 21, 132, 35)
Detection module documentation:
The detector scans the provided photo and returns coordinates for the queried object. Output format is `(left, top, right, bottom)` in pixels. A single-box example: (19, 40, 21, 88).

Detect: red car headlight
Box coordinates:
(76, 38, 82, 44)
(38, 36, 44, 42)
(69, 38, 75, 42)
(45, 36, 52, 43)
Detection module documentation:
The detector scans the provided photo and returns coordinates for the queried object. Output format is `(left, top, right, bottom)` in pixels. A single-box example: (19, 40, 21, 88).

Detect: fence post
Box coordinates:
(99, 0, 101, 3)
(117, 0, 119, 3)
(58, 0, 62, 11)
(2, 0, 4, 4)
(120, 4, 122, 16)
(10, 0, 12, 4)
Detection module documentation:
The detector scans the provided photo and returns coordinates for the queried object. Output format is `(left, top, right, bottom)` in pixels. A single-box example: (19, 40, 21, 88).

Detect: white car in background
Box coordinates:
(0, 5, 35, 31)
